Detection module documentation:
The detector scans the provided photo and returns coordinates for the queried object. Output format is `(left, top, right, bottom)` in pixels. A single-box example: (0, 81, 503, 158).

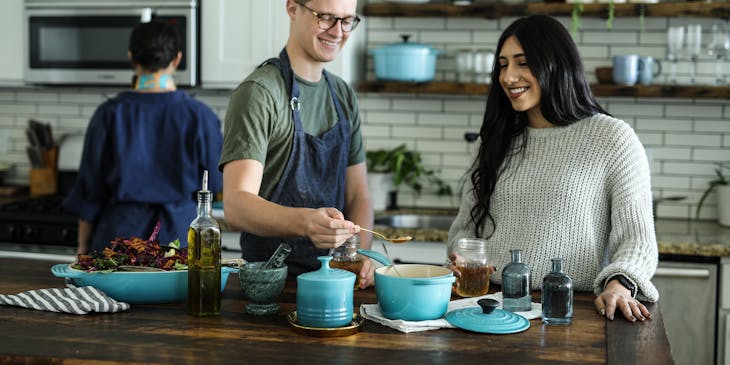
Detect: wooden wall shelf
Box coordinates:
(363, 3, 730, 19)
(357, 81, 730, 99)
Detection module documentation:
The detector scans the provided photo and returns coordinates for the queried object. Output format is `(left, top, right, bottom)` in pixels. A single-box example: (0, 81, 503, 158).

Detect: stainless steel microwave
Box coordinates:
(24, 0, 198, 86)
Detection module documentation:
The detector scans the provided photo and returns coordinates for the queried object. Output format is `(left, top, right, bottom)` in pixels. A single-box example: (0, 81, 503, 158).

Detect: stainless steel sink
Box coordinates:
(374, 214, 456, 231)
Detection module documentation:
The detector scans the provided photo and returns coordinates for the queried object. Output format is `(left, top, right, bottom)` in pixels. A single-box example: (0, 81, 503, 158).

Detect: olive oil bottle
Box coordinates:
(187, 170, 221, 316)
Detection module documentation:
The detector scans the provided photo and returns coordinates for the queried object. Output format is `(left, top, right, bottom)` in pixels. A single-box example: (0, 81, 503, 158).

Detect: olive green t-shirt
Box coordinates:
(219, 63, 365, 199)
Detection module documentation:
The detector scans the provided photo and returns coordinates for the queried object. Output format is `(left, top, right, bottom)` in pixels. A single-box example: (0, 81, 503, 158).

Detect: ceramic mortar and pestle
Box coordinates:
(238, 244, 291, 315)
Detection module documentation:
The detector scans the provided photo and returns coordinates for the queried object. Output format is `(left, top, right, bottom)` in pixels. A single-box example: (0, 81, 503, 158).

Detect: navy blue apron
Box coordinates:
(240, 49, 351, 276)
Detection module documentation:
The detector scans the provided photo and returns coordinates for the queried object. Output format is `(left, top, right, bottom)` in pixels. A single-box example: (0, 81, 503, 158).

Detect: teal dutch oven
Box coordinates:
(358, 249, 455, 321)
(371, 34, 442, 82)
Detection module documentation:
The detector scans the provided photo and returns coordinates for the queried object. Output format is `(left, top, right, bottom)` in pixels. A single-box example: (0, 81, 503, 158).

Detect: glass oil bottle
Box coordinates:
(187, 170, 222, 316)
(502, 249, 532, 312)
(541, 257, 573, 325)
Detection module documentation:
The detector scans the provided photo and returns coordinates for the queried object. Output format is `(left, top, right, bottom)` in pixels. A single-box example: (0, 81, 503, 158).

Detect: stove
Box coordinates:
(0, 194, 77, 246)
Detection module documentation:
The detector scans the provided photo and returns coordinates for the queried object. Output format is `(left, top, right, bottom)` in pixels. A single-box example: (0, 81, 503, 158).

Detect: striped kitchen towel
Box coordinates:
(0, 286, 130, 314)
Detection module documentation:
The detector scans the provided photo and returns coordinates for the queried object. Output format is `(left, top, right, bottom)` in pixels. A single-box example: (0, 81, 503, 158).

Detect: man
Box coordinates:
(219, 0, 374, 286)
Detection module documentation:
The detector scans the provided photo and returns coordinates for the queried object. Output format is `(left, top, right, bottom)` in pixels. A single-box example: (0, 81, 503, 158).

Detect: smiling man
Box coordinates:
(219, 0, 375, 285)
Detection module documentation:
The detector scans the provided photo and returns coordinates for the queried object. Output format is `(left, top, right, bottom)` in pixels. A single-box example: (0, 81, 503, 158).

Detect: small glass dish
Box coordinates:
(287, 311, 364, 337)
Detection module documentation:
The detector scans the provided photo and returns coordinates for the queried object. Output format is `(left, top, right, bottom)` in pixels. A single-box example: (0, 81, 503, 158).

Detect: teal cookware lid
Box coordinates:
(445, 299, 530, 334)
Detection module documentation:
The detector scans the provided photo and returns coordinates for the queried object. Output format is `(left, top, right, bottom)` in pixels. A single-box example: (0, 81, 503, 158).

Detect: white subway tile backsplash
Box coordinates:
(366, 111, 417, 125)
(665, 133, 722, 147)
(392, 125, 443, 139)
(392, 98, 444, 112)
(0, 103, 35, 115)
(663, 162, 716, 175)
(606, 102, 664, 117)
(444, 99, 486, 113)
(420, 113, 469, 127)
(651, 147, 692, 160)
(693, 148, 730, 162)
(666, 104, 724, 118)
(37, 104, 80, 116)
(16, 91, 58, 103)
(395, 18, 445, 30)
(636, 131, 664, 145)
(583, 31, 638, 45)
(652, 175, 692, 189)
(636, 118, 691, 132)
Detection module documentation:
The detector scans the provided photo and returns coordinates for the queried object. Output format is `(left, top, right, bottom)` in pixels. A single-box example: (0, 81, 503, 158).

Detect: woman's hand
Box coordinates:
(357, 258, 376, 289)
(594, 279, 652, 322)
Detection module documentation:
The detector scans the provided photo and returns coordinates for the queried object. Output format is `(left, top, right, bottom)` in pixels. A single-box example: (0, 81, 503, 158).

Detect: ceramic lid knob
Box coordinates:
(477, 298, 500, 314)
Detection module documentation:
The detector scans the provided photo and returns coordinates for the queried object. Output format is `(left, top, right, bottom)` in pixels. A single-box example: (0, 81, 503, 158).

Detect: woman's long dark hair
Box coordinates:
(470, 15, 608, 238)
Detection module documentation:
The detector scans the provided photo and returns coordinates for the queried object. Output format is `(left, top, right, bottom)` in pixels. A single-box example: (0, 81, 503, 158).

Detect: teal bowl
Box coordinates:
(374, 264, 455, 321)
(51, 264, 237, 304)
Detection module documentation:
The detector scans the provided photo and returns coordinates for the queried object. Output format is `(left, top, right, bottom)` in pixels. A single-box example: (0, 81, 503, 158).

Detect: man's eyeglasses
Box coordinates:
(295, 1, 361, 32)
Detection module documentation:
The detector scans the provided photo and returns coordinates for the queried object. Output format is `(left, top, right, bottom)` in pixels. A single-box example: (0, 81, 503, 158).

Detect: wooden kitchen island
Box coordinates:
(0, 258, 672, 365)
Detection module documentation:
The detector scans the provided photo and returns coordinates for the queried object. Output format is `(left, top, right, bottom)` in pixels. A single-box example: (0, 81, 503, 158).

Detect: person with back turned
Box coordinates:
(63, 21, 223, 254)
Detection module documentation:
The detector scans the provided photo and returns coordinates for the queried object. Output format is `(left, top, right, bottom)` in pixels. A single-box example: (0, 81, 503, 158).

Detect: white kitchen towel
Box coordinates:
(360, 292, 542, 333)
(0, 286, 130, 315)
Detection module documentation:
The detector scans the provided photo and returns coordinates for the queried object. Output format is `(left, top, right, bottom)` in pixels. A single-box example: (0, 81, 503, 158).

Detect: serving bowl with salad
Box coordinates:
(51, 236, 238, 304)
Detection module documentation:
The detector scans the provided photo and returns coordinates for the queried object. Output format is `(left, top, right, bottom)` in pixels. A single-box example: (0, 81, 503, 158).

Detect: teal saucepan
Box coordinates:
(51, 264, 237, 304)
(357, 249, 455, 321)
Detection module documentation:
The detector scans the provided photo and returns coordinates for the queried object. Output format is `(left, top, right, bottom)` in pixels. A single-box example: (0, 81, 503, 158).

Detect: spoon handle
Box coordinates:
(357, 227, 388, 241)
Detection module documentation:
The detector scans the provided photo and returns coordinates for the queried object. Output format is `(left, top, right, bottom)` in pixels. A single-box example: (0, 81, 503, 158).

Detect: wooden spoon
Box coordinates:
(358, 227, 412, 244)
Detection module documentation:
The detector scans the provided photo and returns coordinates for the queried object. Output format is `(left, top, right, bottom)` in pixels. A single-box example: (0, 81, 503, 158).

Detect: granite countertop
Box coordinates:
(217, 206, 730, 258)
(373, 210, 730, 258)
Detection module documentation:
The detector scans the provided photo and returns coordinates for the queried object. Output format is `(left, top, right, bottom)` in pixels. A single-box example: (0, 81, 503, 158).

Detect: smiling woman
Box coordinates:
(448, 14, 658, 324)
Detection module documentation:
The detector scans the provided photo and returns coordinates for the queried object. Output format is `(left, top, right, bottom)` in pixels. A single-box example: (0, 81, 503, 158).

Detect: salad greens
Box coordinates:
(73, 237, 188, 272)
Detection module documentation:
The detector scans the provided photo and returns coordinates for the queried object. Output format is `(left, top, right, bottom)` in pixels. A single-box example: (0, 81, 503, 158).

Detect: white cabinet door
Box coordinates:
(201, 0, 363, 89)
(201, 0, 289, 89)
(0, 0, 24, 85)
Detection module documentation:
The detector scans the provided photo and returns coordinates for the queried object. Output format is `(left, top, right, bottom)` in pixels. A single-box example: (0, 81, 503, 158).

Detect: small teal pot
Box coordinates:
(357, 249, 455, 321)
(371, 35, 442, 82)
(296, 256, 355, 328)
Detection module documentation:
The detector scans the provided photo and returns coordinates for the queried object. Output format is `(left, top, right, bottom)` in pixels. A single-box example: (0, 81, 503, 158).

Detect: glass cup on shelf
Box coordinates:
(707, 23, 730, 85)
(666, 25, 684, 85)
(686, 24, 702, 84)
(455, 49, 474, 83)
(472, 49, 495, 84)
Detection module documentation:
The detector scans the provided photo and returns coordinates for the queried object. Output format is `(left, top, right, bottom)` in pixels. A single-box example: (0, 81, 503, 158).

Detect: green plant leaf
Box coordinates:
(695, 166, 729, 220)
(366, 144, 451, 196)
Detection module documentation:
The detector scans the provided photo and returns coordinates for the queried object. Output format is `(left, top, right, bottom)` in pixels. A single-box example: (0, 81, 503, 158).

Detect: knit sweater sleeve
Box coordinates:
(592, 120, 659, 302)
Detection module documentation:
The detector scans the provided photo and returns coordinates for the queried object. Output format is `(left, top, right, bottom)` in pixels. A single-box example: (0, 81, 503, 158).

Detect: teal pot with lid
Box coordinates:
(296, 256, 356, 328)
(371, 34, 442, 82)
(358, 249, 455, 321)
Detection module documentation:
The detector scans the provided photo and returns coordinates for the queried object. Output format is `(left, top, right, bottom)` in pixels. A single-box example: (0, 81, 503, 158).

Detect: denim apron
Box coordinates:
(240, 49, 351, 275)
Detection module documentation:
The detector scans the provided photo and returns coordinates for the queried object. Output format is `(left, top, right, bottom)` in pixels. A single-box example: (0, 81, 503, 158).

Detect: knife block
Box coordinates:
(30, 146, 58, 197)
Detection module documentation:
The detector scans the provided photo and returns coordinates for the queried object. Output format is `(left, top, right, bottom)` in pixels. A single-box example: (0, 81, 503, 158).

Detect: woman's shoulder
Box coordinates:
(583, 113, 637, 140)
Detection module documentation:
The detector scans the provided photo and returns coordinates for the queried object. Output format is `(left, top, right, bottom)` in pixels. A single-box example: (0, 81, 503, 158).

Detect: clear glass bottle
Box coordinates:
(187, 170, 221, 316)
(502, 249, 532, 312)
(541, 257, 573, 325)
(329, 235, 363, 289)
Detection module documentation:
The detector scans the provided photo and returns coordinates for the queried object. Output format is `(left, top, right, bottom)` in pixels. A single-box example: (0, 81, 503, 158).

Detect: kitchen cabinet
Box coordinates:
(653, 259, 718, 365)
(0, 0, 24, 85)
(201, 0, 364, 89)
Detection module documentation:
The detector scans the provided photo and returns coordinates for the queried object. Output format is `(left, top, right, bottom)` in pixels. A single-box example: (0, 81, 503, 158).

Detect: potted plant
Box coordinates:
(695, 163, 730, 227)
(366, 144, 451, 211)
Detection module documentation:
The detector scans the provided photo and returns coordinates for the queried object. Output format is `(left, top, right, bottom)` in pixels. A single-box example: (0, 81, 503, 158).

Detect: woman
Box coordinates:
(63, 21, 223, 254)
(448, 15, 658, 322)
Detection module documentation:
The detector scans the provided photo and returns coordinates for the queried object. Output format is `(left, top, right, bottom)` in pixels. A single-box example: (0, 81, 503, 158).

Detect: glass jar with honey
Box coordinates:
(330, 235, 364, 289)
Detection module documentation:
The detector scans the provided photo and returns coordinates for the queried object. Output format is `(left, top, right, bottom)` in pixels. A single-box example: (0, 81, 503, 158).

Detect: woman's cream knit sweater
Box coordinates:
(448, 114, 659, 301)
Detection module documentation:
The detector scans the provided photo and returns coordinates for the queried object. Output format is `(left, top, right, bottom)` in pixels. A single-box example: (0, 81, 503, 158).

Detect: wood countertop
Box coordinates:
(0, 257, 672, 364)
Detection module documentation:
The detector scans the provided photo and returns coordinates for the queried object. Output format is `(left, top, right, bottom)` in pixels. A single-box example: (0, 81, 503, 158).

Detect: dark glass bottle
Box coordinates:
(502, 249, 531, 312)
(541, 257, 573, 325)
(187, 170, 221, 316)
